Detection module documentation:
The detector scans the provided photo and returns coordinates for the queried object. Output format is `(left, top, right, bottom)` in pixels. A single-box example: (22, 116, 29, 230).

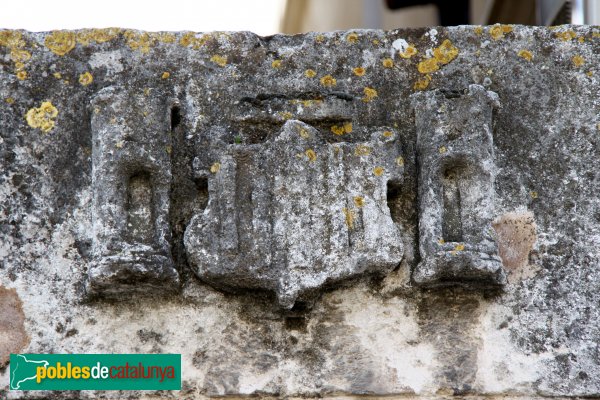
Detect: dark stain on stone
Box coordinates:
(137, 328, 166, 345)
(417, 288, 482, 393)
(65, 328, 78, 337)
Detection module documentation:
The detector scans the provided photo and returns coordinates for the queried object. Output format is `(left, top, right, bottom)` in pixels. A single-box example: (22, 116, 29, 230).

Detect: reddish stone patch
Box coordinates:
(492, 211, 537, 270)
(0, 286, 29, 367)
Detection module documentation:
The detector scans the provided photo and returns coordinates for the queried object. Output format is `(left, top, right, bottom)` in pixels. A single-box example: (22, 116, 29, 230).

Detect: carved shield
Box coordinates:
(184, 120, 404, 308)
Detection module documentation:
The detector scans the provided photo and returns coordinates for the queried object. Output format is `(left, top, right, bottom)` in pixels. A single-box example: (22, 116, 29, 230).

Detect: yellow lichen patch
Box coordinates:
(320, 75, 337, 87)
(25, 101, 58, 133)
(161, 71, 170, 79)
(179, 32, 209, 49)
(315, 34, 325, 43)
(362, 87, 378, 102)
(290, 99, 323, 107)
(305, 149, 317, 162)
(587, 70, 593, 77)
(395, 156, 404, 166)
(156, 32, 177, 43)
(210, 162, 221, 173)
(115, 140, 124, 149)
(331, 125, 345, 135)
(399, 45, 417, 59)
(304, 69, 317, 78)
(53, 72, 62, 79)
(413, 74, 431, 90)
(353, 196, 365, 208)
(530, 190, 538, 199)
(346, 32, 359, 43)
(45, 31, 76, 56)
(454, 243, 465, 251)
(11, 49, 31, 63)
(578, 36, 585, 43)
(373, 166, 384, 176)
(78, 72, 93, 86)
(210, 55, 228, 67)
(0, 31, 32, 74)
(438, 238, 445, 244)
(354, 144, 371, 156)
(123, 31, 157, 53)
(165, 145, 172, 154)
(489, 24, 512, 40)
(179, 32, 195, 47)
(75, 28, 121, 45)
(433, 39, 459, 64)
(417, 57, 439, 74)
(555, 30, 577, 41)
(343, 122, 353, 133)
(372, 39, 380, 45)
(382, 58, 394, 68)
(342, 207, 355, 229)
(278, 111, 293, 120)
(271, 59, 282, 68)
(0, 30, 24, 48)
(383, 130, 393, 138)
(298, 127, 310, 139)
(517, 49, 533, 61)
(353, 67, 366, 76)
(572, 55, 585, 67)
(489, 25, 503, 40)
(473, 26, 483, 35)
(5, 97, 15, 104)
(331, 122, 352, 136)
(439, 146, 447, 154)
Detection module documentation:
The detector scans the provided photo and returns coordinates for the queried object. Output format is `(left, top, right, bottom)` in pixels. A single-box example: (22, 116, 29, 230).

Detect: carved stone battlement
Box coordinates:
(412, 85, 505, 287)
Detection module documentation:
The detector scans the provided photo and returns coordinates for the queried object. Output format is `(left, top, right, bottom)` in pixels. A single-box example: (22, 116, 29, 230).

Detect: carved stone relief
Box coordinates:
(184, 119, 404, 308)
(86, 85, 180, 296)
(85, 83, 505, 304)
(411, 84, 506, 287)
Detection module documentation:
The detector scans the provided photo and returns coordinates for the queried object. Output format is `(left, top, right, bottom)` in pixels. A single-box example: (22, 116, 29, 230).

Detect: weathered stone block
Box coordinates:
(184, 120, 404, 308)
(1, 25, 599, 398)
(86, 85, 180, 297)
(412, 84, 505, 287)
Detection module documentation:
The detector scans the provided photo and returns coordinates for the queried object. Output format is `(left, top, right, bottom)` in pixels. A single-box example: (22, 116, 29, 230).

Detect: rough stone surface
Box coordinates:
(0, 25, 599, 398)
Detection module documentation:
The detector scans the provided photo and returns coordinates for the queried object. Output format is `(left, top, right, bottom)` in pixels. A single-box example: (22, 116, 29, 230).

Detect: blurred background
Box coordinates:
(0, 0, 597, 34)
(282, 0, 599, 32)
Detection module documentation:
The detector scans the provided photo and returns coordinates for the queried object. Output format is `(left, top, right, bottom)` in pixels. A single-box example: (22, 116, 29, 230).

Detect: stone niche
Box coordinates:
(1, 26, 599, 398)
